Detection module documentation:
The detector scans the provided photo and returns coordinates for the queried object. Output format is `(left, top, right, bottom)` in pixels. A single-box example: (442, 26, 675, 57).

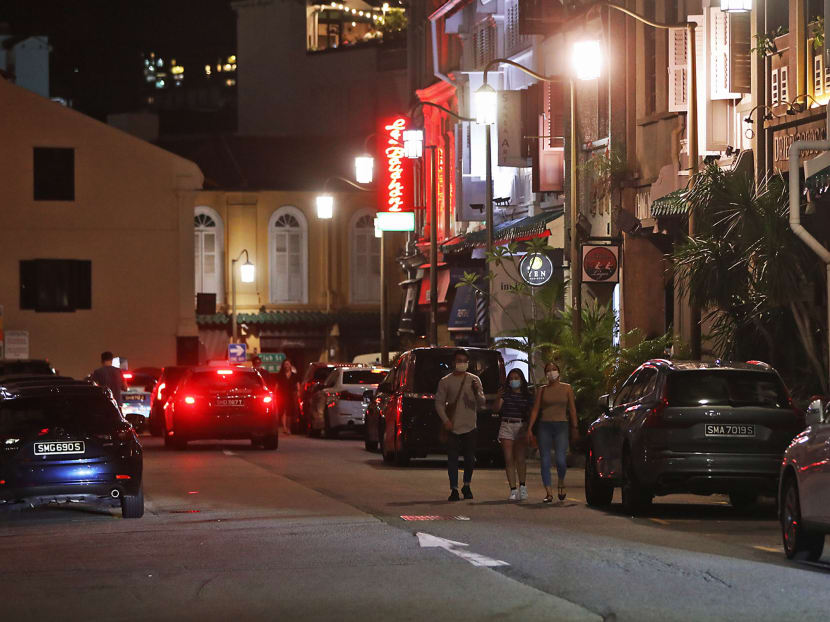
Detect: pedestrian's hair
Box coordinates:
(101, 351, 113, 363)
(544, 361, 560, 374)
(454, 348, 469, 361)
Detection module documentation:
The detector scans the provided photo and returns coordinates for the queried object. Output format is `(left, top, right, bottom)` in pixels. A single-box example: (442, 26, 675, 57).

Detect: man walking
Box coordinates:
(435, 349, 486, 501)
(91, 351, 127, 406)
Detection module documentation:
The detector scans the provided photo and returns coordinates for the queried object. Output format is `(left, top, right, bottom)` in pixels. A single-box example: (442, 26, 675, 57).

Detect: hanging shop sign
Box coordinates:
(378, 115, 414, 214)
(519, 252, 554, 287)
(497, 91, 528, 168)
(582, 245, 619, 283)
(770, 112, 828, 173)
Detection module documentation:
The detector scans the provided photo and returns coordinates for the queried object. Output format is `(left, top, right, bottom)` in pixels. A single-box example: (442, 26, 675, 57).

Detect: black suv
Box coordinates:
(584, 360, 804, 514)
(0, 383, 144, 518)
(364, 347, 505, 466)
(0, 359, 55, 379)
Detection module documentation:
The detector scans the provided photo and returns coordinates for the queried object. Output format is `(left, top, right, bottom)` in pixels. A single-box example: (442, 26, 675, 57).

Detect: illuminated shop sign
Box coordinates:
(378, 115, 414, 214)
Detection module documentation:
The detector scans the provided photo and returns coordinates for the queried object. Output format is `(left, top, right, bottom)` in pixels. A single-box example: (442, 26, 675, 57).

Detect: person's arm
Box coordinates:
(471, 374, 486, 409)
(527, 388, 543, 438)
(494, 387, 504, 413)
(434, 377, 449, 424)
(567, 385, 579, 430)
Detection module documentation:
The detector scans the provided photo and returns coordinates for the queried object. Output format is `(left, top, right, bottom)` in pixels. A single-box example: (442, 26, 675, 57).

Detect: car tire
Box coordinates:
(323, 409, 339, 439)
(379, 421, 394, 463)
(364, 431, 378, 452)
(728, 491, 758, 510)
(262, 432, 279, 451)
(585, 444, 614, 507)
(121, 485, 145, 519)
(781, 475, 825, 561)
(621, 448, 652, 516)
(163, 422, 185, 450)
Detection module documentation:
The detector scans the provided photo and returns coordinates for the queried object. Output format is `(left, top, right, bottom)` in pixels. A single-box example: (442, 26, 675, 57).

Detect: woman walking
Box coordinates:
(274, 359, 299, 435)
(494, 368, 534, 501)
(527, 362, 578, 503)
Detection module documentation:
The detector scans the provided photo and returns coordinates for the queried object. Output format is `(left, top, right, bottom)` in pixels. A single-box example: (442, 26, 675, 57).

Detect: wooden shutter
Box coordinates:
(668, 27, 688, 111)
(710, 8, 749, 99)
(728, 12, 751, 94)
(815, 53, 824, 98)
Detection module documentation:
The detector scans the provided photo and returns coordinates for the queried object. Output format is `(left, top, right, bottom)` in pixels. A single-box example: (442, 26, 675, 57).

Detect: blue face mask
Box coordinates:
(509, 379, 522, 389)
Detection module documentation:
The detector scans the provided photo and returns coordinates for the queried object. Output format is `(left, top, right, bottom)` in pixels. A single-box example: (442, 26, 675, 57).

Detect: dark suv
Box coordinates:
(364, 347, 505, 466)
(584, 360, 804, 514)
(0, 384, 144, 518)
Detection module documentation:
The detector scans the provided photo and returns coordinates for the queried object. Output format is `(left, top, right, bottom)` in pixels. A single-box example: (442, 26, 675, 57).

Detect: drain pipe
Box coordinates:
(788, 104, 830, 391)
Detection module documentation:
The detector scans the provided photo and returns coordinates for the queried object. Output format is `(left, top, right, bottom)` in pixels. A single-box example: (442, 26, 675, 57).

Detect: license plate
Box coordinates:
(216, 398, 244, 407)
(123, 393, 146, 402)
(34, 441, 85, 456)
(704, 424, 755, 438)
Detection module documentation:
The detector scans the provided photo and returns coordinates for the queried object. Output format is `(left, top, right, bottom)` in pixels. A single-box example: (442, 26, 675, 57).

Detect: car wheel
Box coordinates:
(621, 448, 652, 516)
(585, 444, 614, 507)
(163, 421, 185, 450)
(121, 485, 144, 519)
(262, 431, 279, 451)
(380, 421, 394, 463)
(323, 408, 339, 439)
(781, 476, 825, 561)
(364, 424, 378, 452)
(729, 491, 758, 510)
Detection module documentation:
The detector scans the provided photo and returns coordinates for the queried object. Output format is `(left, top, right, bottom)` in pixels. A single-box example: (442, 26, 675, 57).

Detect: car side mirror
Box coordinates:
(806, 397, 827, 426)
(363, 389, 374, 404)
(598, 394, 610, 412)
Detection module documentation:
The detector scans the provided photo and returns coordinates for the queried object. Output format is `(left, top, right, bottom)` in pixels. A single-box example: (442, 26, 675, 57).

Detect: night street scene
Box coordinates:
(4, 0, 830, 620)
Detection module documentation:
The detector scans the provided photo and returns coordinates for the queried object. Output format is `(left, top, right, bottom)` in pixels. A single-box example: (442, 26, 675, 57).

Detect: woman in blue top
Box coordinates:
(493, 368, 534, 501)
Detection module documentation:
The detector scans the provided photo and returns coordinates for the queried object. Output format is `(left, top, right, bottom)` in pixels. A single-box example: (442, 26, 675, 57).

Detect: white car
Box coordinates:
(779, 396, 829, 561)
(310, 366, 389, 438)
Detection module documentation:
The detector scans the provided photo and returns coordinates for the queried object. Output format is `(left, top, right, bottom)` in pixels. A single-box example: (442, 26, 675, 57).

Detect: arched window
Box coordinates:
(269, 206, 308, 303)
(350, 210, 380, 303)
(194, 206, 224, 301)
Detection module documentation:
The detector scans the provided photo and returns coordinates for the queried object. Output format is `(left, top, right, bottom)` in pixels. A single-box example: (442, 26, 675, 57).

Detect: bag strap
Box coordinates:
(448, 375, 468, 418)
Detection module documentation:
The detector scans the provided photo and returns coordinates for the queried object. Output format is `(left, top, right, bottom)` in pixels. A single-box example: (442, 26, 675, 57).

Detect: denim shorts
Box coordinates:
(498, 420, 527, 441)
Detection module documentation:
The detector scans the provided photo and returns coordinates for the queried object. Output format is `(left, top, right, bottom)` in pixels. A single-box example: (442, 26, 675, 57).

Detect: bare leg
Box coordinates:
(514, 436, 527, 485)
(501, 439, 516, 489)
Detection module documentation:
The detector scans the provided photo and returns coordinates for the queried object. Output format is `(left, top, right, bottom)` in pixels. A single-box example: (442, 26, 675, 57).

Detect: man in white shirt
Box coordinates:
(435, 349, 486, 501)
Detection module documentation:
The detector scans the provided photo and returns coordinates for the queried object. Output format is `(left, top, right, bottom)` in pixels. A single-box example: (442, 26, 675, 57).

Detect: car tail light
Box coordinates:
(263, 395, 273, 404)
(156, 382, 166, 400)
(116, 474, 131, 480)
(643, 398, 669, 428)
(217, 369, 234, 376)
(396, 395, 403, 427)
(123, 372, 133, 380)
(183, 396, 196, 405)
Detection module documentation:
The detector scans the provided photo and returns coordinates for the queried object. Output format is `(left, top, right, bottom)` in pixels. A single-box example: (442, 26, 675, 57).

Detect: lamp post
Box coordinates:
(231, 249, 255, 344)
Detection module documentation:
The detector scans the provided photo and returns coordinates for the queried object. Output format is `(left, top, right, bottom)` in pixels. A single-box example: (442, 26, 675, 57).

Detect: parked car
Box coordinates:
(0, 375, 89, 391)
(120, 368, 160, 433)
(309, 366, 389, 438)
(0, 383, 144, 518)
(584, 360, 804, 515)
(364, 347, 504, 466)
(148, 366, 191, 436)
(298, 362, 349, 434)
(364, 370, 395, 452)
(779, 395, 830, 561)
(0, 359, 55, 379)
(163, 366, 278, 450)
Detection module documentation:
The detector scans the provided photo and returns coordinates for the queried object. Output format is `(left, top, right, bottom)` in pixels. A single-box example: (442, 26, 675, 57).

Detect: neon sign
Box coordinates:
(378, 115, 414, 214)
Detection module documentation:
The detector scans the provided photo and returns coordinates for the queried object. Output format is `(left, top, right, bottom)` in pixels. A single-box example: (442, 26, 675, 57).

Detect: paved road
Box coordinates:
(1, 434, 828, 621)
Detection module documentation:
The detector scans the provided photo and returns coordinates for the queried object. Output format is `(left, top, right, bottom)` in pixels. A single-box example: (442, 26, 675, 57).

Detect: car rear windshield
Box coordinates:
(313, 366, 337, 382)
(413, 351, 502, 394)
(187, 371, 263, 391)
(666, 371, 789, 408)
(0, 395, 121, 434)
(0, 360, 53, 376)
(161, 367, 189, 384)
(343, 370, 387, 385)
(126, 373, 157, 390)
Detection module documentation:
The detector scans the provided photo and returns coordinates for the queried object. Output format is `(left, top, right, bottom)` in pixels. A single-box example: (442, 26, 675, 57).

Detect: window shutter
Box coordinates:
(780, 66, 788, 104)
(728, 12, 751, 94)
(548, 80, 565, 144)
(668, 27, 688, 111)
(815, 53, 824, 98)
(771, 68, 779, 105)
(710, 8, 730, 99)
(710, 8, 749, 99)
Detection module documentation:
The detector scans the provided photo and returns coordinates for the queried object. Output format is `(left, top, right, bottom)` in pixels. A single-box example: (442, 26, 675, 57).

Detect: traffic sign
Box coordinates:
(228, 343, 247, 363)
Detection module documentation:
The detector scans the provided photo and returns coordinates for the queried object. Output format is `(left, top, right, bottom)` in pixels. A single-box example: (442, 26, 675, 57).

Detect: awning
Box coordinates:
(196, 310, 379, 328)
(650, 188, 688, 218)
(418, 266, 452, 305)
(441, 209, 564, 255)
(448, 267, 488, 333)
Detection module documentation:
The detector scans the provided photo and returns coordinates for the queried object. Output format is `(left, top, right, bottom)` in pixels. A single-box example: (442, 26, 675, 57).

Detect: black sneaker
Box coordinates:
(448, 489, 460, 502)
(461, 485, 473, 500)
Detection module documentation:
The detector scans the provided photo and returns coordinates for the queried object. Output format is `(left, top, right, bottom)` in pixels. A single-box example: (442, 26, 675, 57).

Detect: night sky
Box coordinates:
(1, 0, 237, 119)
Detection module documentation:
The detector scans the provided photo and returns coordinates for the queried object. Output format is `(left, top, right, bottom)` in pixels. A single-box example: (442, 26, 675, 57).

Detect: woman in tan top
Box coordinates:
(527, 362, 578, 502)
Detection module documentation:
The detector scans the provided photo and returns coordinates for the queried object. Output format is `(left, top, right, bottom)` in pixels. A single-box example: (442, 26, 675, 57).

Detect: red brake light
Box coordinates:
(217, 369, 234, 376)
(123, 372, 133, 380)
(116, 474, 131, 480)
(184, 396, 196, 405)
(263, 395, 273, 404)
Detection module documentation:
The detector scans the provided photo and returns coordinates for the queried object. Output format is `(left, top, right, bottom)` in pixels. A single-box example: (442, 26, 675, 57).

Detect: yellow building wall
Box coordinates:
(0, 77, 203, 378)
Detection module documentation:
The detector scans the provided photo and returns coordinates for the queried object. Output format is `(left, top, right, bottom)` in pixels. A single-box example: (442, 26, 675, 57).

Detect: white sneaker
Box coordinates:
(519, 485, 528, 501)
(508, 488, 519, 501)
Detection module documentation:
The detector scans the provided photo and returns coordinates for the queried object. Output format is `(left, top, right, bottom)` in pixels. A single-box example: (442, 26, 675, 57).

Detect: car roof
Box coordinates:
(338, 366, 390, 373)
(185, 366, 258, 374)
(1, 383, 112, 400)
(641, 359, 777, 373)
(0, 375, 87, 388)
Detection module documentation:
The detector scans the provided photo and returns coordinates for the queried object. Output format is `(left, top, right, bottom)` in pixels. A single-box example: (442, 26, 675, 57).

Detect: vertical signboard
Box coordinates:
(497, 90, 528, 167)
(377, 115, 414, 214)
(5, 330, 30, 359)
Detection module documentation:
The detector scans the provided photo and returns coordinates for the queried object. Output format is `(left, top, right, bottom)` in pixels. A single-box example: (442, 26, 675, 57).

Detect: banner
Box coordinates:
(377, 115, 414, 213)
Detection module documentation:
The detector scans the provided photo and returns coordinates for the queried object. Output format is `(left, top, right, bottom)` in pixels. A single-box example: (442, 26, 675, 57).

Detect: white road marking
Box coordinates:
(416, 532, 509, 567)
(222, 449, 235, 456)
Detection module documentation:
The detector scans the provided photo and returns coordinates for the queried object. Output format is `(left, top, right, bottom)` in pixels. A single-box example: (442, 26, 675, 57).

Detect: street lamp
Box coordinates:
(355, 156, 374, 184)
(473, 83, 498, 126)
(316, 194, 334, 219)
(571, 40, 602, 81)
(231, 249, 254, 344)
(403, 129, 423, 159)
(719, 0, 751, 12)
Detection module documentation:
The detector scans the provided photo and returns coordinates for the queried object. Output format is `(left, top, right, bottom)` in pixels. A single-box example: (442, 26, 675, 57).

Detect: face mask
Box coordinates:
(509, 379, 522, 389)
(455, 362, 469, 373)
(547, 370, 560, 382)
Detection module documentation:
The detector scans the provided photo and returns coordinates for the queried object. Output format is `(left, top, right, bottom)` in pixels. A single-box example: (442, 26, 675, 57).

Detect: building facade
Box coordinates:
(0, 76, 203, 378)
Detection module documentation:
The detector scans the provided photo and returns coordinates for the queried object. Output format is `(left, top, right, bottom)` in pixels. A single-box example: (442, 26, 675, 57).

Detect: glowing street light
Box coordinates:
(354, 156, 374, 184)
(473, 83, 497, 125)
(231, 249, 255, 343)
(571, 39, 602, 81)
(316, 194, 334, 219)
(403, 129, 423, 159)
(239, 260, 255, 283)
(720, 0, 751, 12)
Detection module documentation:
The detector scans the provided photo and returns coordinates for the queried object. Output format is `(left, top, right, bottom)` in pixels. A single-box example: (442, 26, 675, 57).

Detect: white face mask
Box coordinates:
(547, 370, 560, 382)
(455, 361, 469, 373)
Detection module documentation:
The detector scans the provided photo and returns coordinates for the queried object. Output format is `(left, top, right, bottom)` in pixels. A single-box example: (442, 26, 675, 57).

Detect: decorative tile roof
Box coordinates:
(650, 189, 688, 218)
(197, 310, 380, 327)
(441, 209, 564, 254)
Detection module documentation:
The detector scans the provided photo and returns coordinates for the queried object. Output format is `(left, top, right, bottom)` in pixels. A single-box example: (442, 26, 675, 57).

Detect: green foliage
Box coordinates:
(752, 26, 787, 57)
(811, 16, 825, 50)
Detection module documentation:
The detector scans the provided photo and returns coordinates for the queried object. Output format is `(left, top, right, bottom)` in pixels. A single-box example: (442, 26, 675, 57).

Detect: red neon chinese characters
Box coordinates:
(377, 115, 414, 214)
